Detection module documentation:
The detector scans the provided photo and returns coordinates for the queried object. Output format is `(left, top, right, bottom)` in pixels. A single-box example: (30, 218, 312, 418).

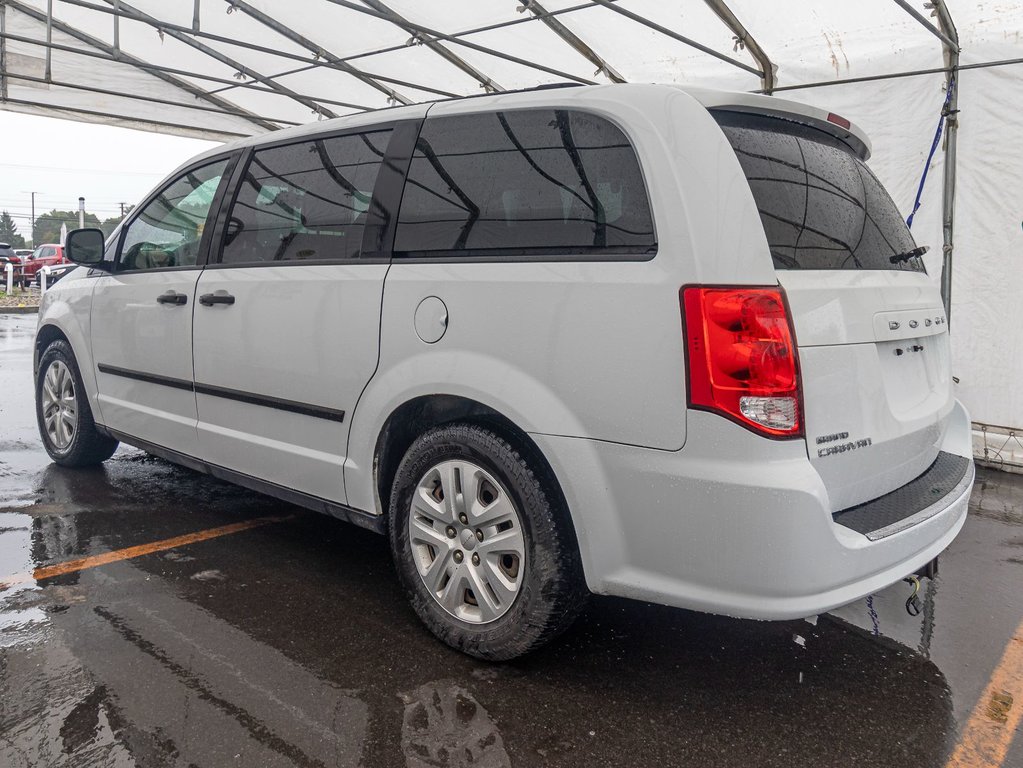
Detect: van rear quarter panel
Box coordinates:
(345, 85, 777, 515)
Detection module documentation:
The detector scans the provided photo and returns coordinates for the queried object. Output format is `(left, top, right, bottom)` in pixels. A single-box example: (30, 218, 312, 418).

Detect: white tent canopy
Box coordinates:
(2, 0, 1022, 459)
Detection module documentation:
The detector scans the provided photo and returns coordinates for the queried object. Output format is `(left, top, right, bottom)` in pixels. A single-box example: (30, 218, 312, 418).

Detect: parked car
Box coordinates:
(35, 84, 974, 660)
(33, 262, 77, 288)
(0, 243, 17, 280)
(2, 249, 37, 287)
(21, 244, 67, 287)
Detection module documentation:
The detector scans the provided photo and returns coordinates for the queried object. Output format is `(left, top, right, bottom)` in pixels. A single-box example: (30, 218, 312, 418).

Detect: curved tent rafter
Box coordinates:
(55, 0, 457, 99)
(222, 0, 413, 106)
(3, 0, 281, 133)
(519, 0, 624, 83)
(321, 0, 599, 85)
(95, 0, 340, 119)
(702, 0, 775, 93)
(356, 0, 505, 93)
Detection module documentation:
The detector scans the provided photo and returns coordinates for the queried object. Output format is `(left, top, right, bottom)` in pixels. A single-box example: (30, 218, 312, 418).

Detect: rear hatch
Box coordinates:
(715, 111, 954, 511)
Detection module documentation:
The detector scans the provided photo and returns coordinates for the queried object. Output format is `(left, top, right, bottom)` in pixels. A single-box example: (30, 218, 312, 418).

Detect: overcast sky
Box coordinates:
(0, 111, 221, 234)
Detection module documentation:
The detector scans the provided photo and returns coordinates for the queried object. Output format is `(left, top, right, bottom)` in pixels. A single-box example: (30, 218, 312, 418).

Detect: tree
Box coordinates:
(100, 204, 134, 238)
(33, 210, 101, 245)
(0, 211, 26, 248)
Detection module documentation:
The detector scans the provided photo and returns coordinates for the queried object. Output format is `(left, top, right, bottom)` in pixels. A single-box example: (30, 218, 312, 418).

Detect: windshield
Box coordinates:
(715, 112, 925, 273)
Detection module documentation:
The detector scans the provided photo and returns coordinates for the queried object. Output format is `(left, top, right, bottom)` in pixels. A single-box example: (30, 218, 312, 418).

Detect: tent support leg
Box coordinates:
(1, 3, 7, 102)
(940, 69, 958, 325)
(933, 0, 960, 326)
(45, 0, 52, 82)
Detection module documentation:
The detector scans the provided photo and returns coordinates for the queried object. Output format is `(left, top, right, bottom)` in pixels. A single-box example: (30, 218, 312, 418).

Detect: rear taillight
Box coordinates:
(681, 286, 802, 438)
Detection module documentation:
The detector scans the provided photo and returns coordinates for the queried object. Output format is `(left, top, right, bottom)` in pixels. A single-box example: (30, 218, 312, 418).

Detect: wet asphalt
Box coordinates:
(0, 312, 1021, 768)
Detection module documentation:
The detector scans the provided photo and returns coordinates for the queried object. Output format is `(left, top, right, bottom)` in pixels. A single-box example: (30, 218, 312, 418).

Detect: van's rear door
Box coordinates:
(716, 112, 954, 511)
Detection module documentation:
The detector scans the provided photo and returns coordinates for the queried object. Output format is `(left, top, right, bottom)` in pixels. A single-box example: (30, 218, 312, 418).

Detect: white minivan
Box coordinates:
(36, 84, 974, 659)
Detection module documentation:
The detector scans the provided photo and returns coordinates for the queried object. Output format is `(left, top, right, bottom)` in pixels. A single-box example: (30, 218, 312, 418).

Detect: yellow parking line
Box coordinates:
(946, 619, 1023, 768)
(0, 514, 294, 590)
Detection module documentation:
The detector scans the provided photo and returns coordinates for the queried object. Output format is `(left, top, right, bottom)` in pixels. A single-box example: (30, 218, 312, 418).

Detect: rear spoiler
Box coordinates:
(679, 86, 871, 160)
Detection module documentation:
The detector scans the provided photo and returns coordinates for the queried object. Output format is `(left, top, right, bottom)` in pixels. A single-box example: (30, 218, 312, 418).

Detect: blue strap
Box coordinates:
(907, 75, 955, 229)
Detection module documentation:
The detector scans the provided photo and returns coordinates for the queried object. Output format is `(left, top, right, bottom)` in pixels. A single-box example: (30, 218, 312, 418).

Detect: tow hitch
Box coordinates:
(903, 556, 939, 616)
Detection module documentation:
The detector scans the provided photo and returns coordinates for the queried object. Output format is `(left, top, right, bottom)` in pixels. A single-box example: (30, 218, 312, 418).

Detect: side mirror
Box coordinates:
(65, 228, 106, 266)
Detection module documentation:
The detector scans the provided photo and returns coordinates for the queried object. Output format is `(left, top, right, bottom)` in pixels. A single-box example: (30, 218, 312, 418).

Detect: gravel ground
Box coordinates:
(0, 290, 40, 308)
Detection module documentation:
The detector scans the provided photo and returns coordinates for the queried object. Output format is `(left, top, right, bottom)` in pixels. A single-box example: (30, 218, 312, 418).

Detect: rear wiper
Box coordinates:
(890, 245, 929, 264)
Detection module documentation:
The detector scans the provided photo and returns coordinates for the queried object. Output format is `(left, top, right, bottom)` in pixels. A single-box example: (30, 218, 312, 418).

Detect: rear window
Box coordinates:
(394, 109, 656, 258)
(716, 112, 924, 272)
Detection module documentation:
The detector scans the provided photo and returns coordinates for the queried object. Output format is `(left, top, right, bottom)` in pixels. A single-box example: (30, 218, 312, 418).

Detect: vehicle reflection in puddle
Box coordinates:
(1, 486, 958, 768)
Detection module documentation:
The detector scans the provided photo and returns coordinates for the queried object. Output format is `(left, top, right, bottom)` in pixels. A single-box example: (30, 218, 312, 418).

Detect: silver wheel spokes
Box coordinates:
(409, 460, 525, 624)
(42, 360, 77, 451)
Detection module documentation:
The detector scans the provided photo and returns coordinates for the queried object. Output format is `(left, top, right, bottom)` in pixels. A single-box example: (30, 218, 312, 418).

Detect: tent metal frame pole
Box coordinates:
(322, 0, 597, 84)
(96, 0, 340, 118)
(519, 0, 624, 83)
(0, 95, 252, 139)
(223, 0, 411, 105)
(324, 0, 614, 68)
(4, 71, 302, 126)
(44, 0, 52, 80)
(0, 29, 372, 111)
(761, 55, 1023, 93)
(4, 0, 279, 132)
(702, 0, 775, 92)
(932, 0, 960, 325)
(892, 0, 958, 50)
(587, 0, 762, 78)
(358, 0, 504, 92)
(0, 28, 380, 111)
(58, 0, 458, 98)
(0, 2, 7, 102)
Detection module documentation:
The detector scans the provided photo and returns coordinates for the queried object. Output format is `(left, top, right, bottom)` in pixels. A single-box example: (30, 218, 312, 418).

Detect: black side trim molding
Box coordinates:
(102, 427, 384, 534)
(193, 382, 346, 422)
(98, 363, 192, 391)
(97, 363, 345, 422)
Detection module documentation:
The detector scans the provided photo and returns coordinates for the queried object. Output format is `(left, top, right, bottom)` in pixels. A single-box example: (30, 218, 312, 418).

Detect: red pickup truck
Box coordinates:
(20, 244, 68, 287)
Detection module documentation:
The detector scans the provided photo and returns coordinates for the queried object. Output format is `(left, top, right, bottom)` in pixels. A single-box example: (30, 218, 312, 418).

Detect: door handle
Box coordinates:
(199, 292, 235, 307)
(156, 291, 188, 306)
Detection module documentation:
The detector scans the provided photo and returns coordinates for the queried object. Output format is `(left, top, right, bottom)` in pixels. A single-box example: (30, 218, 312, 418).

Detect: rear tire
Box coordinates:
(389, 422, 587, 660)
(36, 340, 118, 467)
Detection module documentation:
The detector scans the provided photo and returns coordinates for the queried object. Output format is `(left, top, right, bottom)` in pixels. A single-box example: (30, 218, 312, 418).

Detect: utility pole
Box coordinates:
(78, 197, 85, 229)
(29, 192, 35, 247)
(119, 202, 126, 219)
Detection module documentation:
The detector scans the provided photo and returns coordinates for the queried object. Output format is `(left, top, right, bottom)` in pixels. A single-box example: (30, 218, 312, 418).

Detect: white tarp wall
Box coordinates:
(2, 0, 1022, 462)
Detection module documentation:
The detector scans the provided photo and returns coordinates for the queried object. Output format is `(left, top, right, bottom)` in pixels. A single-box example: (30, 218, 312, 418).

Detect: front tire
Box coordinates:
(389, 423, 587, 660)
(36, 340, 118, 467)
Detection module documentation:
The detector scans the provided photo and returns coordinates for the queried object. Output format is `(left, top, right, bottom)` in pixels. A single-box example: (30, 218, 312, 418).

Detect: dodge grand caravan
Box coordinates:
(35, 84, 974, 660)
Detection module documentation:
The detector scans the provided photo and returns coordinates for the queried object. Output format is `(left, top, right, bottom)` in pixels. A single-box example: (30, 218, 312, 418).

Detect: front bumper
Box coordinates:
(532, 400, 974, 620)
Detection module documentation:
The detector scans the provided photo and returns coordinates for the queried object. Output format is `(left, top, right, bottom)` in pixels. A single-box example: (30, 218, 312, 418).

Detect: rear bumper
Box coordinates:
(532, 400, 974, 620)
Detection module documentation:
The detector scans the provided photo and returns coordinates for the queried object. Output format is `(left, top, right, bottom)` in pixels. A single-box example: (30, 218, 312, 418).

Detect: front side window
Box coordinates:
(119, 159, 230, 272)
(394, 109, 656, 257)
(219, 130, 392, 264)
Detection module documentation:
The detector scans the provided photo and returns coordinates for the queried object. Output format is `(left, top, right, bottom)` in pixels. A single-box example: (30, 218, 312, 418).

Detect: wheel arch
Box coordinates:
(371, 394, 582, 562)
(34, 297, 103, 426)
(34, 323, 71, 374)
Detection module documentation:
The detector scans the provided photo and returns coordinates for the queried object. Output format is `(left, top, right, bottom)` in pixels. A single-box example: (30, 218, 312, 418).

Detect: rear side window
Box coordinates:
(716, 112, 924, 272)
(220, 130, 392, 264)
(394, 109, 656, 258)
